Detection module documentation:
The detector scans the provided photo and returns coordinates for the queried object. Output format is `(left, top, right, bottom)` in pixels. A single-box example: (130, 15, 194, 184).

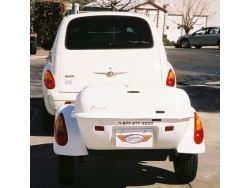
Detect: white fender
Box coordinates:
(53, 104, 88, 156)
(177, 107, 205, 153)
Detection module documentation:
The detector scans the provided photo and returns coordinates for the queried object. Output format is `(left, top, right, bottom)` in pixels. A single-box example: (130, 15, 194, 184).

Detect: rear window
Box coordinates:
(65, 15, 153, 49)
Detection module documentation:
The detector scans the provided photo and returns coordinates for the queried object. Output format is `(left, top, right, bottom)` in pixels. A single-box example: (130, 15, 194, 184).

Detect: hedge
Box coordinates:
(30, 0, 68, 50)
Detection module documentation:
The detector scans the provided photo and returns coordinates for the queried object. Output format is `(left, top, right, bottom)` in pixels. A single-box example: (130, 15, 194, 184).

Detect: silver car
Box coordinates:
(176, 26, 220, 49)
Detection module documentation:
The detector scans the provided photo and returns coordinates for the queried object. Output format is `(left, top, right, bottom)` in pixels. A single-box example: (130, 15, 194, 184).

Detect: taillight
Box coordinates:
(44, 70, 55, 89)
(55, 113, 68, 146)
(166, 69, 176, 87)
(95, 126, 104, 131)
(194, 112, 204, 144)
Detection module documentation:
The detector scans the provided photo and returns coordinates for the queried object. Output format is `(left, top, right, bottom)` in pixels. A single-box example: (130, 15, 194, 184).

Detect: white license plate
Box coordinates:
(116, 129, 153, 147)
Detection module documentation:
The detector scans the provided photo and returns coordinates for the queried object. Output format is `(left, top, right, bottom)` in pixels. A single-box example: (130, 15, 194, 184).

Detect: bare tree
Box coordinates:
(96, 0, 140, 11)
(68, 0, 96, 10)
(167, 0, 218, 34)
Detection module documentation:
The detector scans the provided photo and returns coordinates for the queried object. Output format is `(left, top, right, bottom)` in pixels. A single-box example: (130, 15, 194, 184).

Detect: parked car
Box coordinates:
(42, 11, 205, 185)
(176, 26, 220, 49)
(30, 17, 37, 54)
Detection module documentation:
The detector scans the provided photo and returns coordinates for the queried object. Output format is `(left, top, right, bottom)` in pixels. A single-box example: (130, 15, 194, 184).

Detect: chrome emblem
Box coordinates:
(93, 71, 128, 78)
(107, 71, 115, 77)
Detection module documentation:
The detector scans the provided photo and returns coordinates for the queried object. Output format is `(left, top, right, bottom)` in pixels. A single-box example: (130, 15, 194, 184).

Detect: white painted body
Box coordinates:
(54, 84, 205, 155)
(47, 11, 205, 157)
(42, 11, 175, 116)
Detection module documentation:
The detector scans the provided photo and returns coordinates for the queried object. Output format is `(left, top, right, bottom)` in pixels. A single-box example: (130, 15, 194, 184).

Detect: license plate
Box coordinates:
(116, 129, 153, 147)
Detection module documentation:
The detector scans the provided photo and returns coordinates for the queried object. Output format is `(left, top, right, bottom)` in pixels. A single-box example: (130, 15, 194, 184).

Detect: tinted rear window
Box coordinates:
(65, 15, 153, 49)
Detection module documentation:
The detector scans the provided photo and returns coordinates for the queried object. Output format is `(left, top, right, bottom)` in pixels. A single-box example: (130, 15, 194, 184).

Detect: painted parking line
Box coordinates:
(30, 108, 38, 124)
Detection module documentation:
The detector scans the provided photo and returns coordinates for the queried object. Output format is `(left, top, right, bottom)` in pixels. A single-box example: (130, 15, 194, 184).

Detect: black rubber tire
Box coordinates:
(43, 102, 55, 132)
(30, 39, 37, 55)
(174, 44, 181, 48)
(194, 45, 202, 49)
(180, 39, 190, 48)
(58, 155, 75, 184)
(173, 154, 198, 183)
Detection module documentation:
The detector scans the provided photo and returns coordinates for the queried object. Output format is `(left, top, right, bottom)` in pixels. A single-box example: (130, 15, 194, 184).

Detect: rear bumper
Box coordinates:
(53, 105, 205, 156)
(86, 149, 178, 161)
(45, 92, 78, 115)
(75, 118, 190, 150)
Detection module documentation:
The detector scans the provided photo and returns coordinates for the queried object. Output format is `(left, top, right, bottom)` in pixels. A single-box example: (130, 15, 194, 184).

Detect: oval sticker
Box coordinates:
(125, 134, 144, 144)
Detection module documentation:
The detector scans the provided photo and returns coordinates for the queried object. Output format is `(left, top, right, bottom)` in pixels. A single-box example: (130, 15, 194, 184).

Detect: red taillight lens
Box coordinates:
(55, 113, 68, 146)
(95, 126, 104, 131)
(194, 112, 204, 144)
(44, 70, 55, 89)
(165, 126, 174, 131)
(166, 69, 176, 87)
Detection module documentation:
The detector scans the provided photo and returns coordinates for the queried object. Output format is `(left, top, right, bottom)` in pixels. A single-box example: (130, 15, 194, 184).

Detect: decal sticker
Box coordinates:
(65, 75, 74, 78)
(153, 107, 165, 111)
(117, 134, 152, 143)
(65, 80, 72, 84)
(119, 122, 153, 125)
(90, 105, 106, 110)
(116, 129, 153, 147)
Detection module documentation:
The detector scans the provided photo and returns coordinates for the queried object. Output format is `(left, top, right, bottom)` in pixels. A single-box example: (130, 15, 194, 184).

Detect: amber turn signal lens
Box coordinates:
(194, 112, 204, 144)
(166, 69, 176, 87)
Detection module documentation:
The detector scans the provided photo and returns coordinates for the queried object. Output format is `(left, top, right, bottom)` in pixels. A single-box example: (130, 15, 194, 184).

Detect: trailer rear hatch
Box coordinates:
(72, 85, 193, 150)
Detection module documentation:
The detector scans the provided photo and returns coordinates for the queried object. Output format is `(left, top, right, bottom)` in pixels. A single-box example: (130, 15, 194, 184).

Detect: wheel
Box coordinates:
(58, 155, 75, 184)
(173, 154, 198, 183)
(43, 102, 55, 132)
(180, 39, 190, 48)
(30, 39, 37, 55)
(194, 45, 202, 49)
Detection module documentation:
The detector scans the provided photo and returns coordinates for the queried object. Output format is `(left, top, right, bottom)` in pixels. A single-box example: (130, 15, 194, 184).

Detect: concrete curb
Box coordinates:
(30, 55, 48, 59)
(205, 82, 220, 86)
(164, 46, 219, 49)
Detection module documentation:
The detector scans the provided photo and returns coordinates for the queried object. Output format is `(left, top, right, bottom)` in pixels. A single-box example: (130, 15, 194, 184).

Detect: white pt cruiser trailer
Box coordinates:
(42, 11, 205, 185)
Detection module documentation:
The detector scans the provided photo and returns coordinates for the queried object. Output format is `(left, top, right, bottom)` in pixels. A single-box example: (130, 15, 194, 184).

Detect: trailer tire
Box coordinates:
(194, 45, 202, 49)
(173, 154, 198, 183)
(58, 155, 75, 184)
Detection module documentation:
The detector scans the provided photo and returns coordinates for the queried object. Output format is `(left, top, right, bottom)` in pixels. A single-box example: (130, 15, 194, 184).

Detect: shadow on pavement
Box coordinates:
(30, 98, 53, 137)
(178, 85, 220, 113)
(31, 144, 182, 188)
